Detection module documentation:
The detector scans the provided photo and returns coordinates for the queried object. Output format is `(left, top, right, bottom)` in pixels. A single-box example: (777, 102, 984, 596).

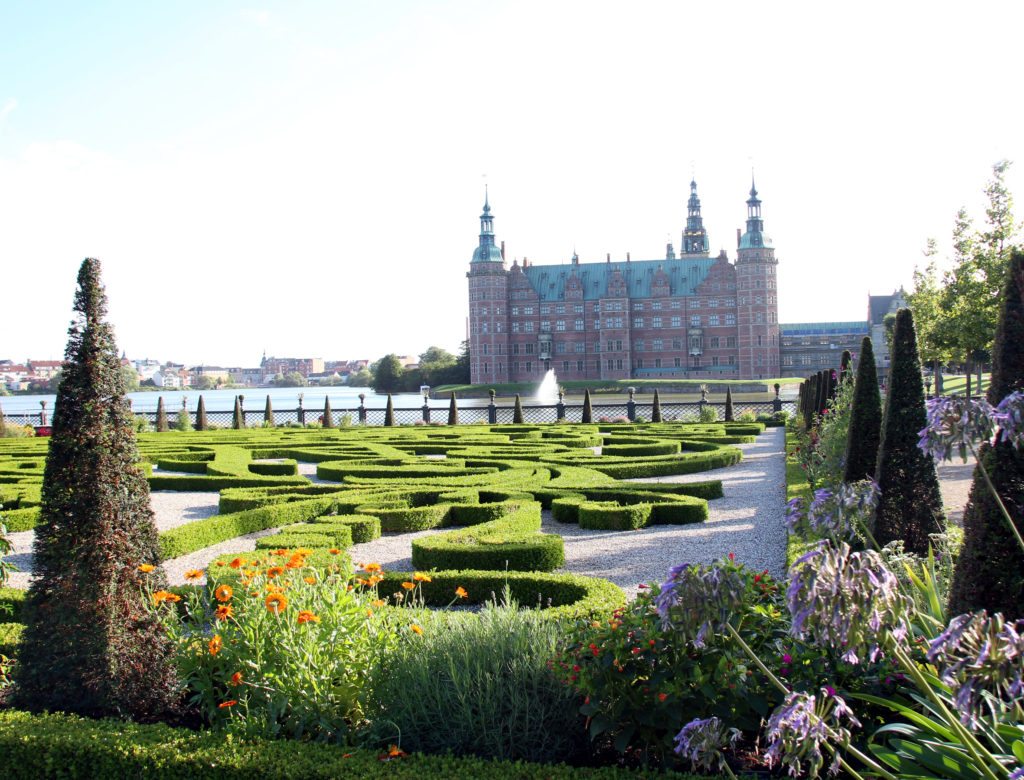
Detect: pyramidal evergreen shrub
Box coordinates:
(651, 389, 662, 423)
(949, 248, 1024, 615)
(155, 396, 168, 432)
(513, 394, 524, 424)
(840, 349, 853, 383)
(14, 258, 178, 719)
(264, 395, 274, 426)
(0, 403, 6, 437)
(232, 396, 244, 429)
(195, 395, 208, 431)
(873, 308, 945, 554)
(843, 337, 882, 483)
(581, 389, 593, 424)
(447, 392, 459, 426)
(384, 394, 394, 427)
(322, 396, 334, 429)
(724, 386, 734, 422)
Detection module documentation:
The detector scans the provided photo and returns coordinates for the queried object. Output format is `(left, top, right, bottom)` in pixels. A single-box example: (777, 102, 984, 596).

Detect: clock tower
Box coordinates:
(682, 179, 710, 256)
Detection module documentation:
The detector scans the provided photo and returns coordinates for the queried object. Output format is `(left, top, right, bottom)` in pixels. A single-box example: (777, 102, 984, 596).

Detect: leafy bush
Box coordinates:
(698, 405, 718, 423)
(365, 591, 585, 763)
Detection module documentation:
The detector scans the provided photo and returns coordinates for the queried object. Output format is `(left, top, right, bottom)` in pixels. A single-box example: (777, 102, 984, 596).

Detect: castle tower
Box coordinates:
(682, 179, 710, 256)
(734, 177, 780, 379)
(467, 189, 510, 384)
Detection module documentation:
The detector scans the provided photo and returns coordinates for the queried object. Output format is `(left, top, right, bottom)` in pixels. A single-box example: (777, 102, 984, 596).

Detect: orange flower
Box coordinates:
(228, 558, 245, 569)
(658, 692, 668, 702)
(366, 609, 374, 617)
(455, 586, 468, 599)
(184, 569, 204, 581)
(372, 599, 386, 608)
(214, 604, 234, 621)
(229, 671, 243, 687)
(367, 575, 383, 586)
(413, 572, 432, 583)
(274, 548, 289, 556)
(208, 634, 223, 656)
(401, 582, 416, 591)
(214, 584, 233, 603)
(355, 577, 367, 587)
(329, 548, 341, 555)
(303, 576, 316, 585)
(266, 566, 285, 579)
(265, 593, 288, 614)
(138, 563, 156, 573)
(410, 624, 424, 635)
(296, 610, 320, 624)
(363, 562, 382, 572)
(151, 590, 181, 605)
(215, 561, 225, 567)
(218, 699, 237, 708)
(295, 547, 313, 555)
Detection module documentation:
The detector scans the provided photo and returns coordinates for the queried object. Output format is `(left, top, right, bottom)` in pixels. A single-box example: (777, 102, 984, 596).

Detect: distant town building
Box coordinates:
(27, 360, 63, 379)
(778, 322, 869, 378)
(868, 289, 908, 376)
(226, 367, 263, 386)
(467, 180, 780, 383)
(260, 356, 325, 378)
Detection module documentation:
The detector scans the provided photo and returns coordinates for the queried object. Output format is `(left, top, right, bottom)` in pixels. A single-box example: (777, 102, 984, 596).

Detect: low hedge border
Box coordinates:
(2, 506, 40, 531)
(0, 710, 705, 779)
(312, 513, 382, 544)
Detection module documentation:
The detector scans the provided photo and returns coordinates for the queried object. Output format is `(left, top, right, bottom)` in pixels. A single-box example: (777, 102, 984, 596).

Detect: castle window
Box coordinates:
(577, 360, 584, 371)
(512, 306, 519, 316)
(725, 298, 735, 307)
(712, 356, 719, 367)
(616, 340, 622, 351)
(484, 363, 489, 373)
(512, 322, 520, 333)
(513, 344, 520, 355)
(562, 360, 569, 372)
(556, 320, 566, 331)
(634, 317, 644, 328)
(671, 300, 681, 309)
(671, 316, 681, 328)
(652, 339, 663, 351)
(607, 340, 614, 352)
(708, 299, 718, 308)
(608, 359, 614, 371)
(653, 317, 662, 328)
(652, 301, 662, 311)
(727, 336, 737, 347)
(710, 337, 720, 348)
(674, 357, 681, 367)
(755, 296, 763, 305)
(540, 305, 550, 314)
(575, 319, 584, 331)
(756, 313, 764, 324)
(556, 342, 566, 354)
(757, 335, 763, 347)
(496, 321, 503, 332)
(690, 315, 701, 327)
(482, 322, 489, 333)
(616, 359, 623, 370)
(725, 314, 736, 326)
(672, 339, 682, 349)
(526, 344, 534, 354)
(574, 342, 585, 353)
(633, 302, 644, 311)
(635, 340, 645, 351)
(525, 322, 535, 332)
(482, 344, 489, 355)
(524, 306, 534, 315)
(636, 359, 643, 369)
(655, 358, 662, 368)
(594, 320, 600, 330)
(526, 361, 532, 372)
(709, 315, 720, 326)
(574, 304, 584, 313)
(556, 304, 565, 315)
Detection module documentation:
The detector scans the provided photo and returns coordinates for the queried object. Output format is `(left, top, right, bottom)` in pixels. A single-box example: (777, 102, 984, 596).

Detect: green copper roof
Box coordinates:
(472, 244, 502, 263)
(739, 230, 773, 249)
(522, 257, 716, 301)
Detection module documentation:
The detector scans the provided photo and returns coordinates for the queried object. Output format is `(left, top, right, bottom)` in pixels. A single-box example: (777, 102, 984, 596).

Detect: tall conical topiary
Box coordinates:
(724, 387, 734, 422)
(384, 394, 394, 427)
(322, 396, 334, 428)
(651, 389, 662, 423)
(232, 395, 244, 429)
(155, 396, 168, 432)
(949, 248, 1024, 615)
(843, 337, 882, 483)
(873, 309, 945, 554)
(447, 392, 459, 425)
(14, 258, 178, 718)
(264, 395, 274, 426)
(581, 389, 593, 424)
(840, 350, 853, 383)
(195, 395, 207, 431)
(0, 403, 6, 437)
(513, 394, 524, 424)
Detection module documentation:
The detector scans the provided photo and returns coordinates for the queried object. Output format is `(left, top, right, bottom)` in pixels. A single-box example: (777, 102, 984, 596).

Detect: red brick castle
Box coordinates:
(467, 180, 780, 384)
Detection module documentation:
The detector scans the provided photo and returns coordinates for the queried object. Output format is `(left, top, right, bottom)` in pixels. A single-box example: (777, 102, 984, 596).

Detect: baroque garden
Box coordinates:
(0, 247, 1022, 779)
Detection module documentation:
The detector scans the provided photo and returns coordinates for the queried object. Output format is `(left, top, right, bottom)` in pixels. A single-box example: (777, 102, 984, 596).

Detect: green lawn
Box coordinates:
(938, 373, 990, 396)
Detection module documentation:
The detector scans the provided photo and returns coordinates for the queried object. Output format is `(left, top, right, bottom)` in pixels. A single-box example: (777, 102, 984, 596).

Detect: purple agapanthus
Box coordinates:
(918, 396, 996, 462)
(655, 559, 747, 647)
(787, 541, 910, 664)
(927, 611, 1024, 728)
(994, 391, 1024, 450)
(785, 481, 879, 542)
(764, 687, 861, 778)
(673, 716, 741, 772)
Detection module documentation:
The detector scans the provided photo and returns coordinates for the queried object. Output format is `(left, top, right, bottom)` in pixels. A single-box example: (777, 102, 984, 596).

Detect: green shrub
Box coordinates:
(582, 389, 593, 423)
(3, 506, 40, 531)
(513, 394, 524, 424)
(552, 495, 586, 523)
(156, 396, 168, 432)
(698, 405, 718, 423)
(313, 513, 381, 544)
(366, 594, 585, 763)
(724, 387, 734, 421)
(578, 501, 649, 530)
(843, 336, 882, 483)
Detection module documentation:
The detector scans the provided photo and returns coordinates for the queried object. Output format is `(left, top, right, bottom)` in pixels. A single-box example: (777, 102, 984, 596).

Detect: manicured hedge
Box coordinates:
(2, 506, 40, 531)
(578, 501, 650, 530)
(312, 513, 381, 544)
(0, 621, 23, 655)
(0, 710, 701, 779)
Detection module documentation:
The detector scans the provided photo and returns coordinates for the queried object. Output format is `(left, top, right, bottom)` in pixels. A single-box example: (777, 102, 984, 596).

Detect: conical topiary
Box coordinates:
(447, 392, 459, 425)
(873, 309, 945, 554)
(322, 396, 334, 429)
(949, 248, 1024, 615)
(14, 258, 178, 719)
(513, 394, 524, 424)
(232, 396, 245, 429)
(840, 350, 853, 383)
(724, 387, 734, 422)
(155, 396, 168, 432)
(0, 403, 6, 437)
(651, 389, 662, 423)
(264, 395, 274, 426)
(195, 395, 207, 431)
(384, 394, 394, 427)
(843, 337, 882, 483)
(581, 389, 593, 424)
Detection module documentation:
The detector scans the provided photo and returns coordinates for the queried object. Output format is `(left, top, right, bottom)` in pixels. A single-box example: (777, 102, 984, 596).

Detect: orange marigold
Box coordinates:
(296, 610, 320, 624)
(372, 599, 386, 608)
(229, 671, 243, 686)
(214, 584, 233, 602)
(151, 590, 181, 605)
(184, 569, 204, 581)
(274, 548, 289, 556)
(410, 624, 424, 635)
(412, 572, 432, 583)
(138, 563, 156, 573)
(265, 593, 289, 614)
(209, 634, 223, 656)
(328, 548, 341, 555)
(214, 604, 234, 621)
(266, 566, 285, 579)
(363, 562, 382, 572)
(401, 581, 416, 591)
(366, 575, 382, 586)
(228, 558, 245, 569)
(455, 586, 468, 599)
(218, 699, 237, 708)
(303, 576, 316, 585)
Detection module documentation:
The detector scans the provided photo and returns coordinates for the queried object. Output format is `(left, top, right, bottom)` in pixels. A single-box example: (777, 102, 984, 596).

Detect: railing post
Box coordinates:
(422, 401, 430, 424)
(627, 387, 636, 422)
(556, 390, 565, 422)
(39, 400, 48, 427)
(297, 393, 305, 426)
(487, 389, 497, 424)
(772, 382, 783, 413)
(358, 393, 367, 424)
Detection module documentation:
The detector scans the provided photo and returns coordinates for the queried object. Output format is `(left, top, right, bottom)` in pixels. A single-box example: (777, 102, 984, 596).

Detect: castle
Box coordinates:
(466, 180, 780, 383)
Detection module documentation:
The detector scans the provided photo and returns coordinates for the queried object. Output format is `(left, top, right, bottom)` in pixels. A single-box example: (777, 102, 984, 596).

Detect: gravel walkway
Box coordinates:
(936, 455, 977, 526)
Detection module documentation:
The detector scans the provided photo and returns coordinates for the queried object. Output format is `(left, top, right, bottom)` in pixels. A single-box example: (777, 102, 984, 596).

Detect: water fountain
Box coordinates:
(536, 369, 559, 404)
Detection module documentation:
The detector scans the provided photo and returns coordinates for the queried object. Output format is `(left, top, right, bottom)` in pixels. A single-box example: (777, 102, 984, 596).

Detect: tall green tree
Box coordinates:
(447, 392, 459, 425)
(723, 387, 734, 422)
(373, 354, 405, 394)
(322, 396, 334, 428)
(843, 338, 882, 483)
(948, 248, 1024, 615)
(384, 394, 395, 427)
(651, 389, 662, 423)
(873, 309, 945, 554)
(581, 389, 593, 424)
(513, 394, 524, 424)
(195, 395, 208, 431)
(14, 258, 178, 718)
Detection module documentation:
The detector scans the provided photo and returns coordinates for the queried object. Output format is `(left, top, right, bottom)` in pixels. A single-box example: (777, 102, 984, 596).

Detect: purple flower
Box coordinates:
(764, 689, 860, 778)
(673, 716, 741, 772)
(994, 391, 1024, 450)
(918, 396, 996, 462)
(787, 541, 910, 664)
(656, 558, 747, 648)
(927, 611, 1024, 728)
(785, 481, 878, 541)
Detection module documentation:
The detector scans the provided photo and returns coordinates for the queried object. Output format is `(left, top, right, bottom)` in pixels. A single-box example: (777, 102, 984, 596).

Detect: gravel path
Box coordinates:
(937, 455, 977, 526)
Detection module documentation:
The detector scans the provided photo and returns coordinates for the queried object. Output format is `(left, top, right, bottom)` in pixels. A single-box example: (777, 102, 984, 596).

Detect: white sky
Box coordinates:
(1, 1, 1022, 366)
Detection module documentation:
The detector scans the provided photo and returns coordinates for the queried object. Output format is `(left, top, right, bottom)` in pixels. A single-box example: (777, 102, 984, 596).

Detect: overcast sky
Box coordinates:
(1, 1, 1022, 366)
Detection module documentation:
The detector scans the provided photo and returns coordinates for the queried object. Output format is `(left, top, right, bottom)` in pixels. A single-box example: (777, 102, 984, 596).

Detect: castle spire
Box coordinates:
(682, 178, 709, 256)
(471, 188, 500, 263)
(738, 176, 772, 250)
